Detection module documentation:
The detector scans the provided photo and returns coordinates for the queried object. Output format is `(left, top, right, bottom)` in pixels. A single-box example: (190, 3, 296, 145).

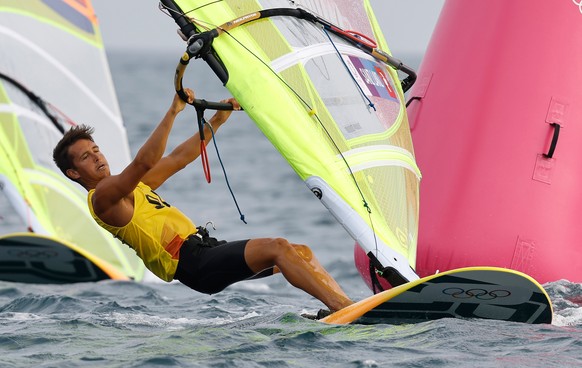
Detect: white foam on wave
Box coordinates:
(361, 360, 379, 367)
(545, 279, 582, 327)
(102, 311, 199, 330)
(199, 311, 261, 327)
(552, 308, 582, 327)
(0, 312, 43, 322)
(230, 281, 271, 292)
(102, 310, 261, 330)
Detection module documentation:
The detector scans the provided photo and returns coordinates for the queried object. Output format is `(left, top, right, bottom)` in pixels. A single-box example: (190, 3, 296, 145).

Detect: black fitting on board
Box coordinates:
(367, 251, 408, 287)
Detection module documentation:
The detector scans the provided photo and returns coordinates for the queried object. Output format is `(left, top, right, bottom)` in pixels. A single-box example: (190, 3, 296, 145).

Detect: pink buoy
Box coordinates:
(405, 0, 582, 284)
(355, 0, 582, 290)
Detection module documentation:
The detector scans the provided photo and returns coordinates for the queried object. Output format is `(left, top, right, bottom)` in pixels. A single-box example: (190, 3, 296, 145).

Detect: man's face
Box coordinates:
(66, 138, 110, 185)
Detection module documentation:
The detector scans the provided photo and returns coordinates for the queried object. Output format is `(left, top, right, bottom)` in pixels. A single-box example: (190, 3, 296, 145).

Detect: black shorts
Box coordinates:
(174, 234, 272, 294)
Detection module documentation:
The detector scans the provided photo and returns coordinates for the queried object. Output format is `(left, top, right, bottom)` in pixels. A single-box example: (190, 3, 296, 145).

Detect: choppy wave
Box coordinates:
(545, 280, 582, 327)
(0, 278, 581, 367)
(2, 51, 581, 367)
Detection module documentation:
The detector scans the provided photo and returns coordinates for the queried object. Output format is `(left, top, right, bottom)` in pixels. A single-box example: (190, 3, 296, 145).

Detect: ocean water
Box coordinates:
(1, 51, 582, 367)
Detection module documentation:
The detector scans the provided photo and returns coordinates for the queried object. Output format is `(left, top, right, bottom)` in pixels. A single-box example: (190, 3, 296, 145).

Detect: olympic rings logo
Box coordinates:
(574, 0, 582, 14)
(442, 288, 511, 300)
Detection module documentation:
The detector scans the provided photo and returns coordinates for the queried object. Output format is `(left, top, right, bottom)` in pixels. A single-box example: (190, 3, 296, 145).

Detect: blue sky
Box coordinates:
(93, 1, 444, 56)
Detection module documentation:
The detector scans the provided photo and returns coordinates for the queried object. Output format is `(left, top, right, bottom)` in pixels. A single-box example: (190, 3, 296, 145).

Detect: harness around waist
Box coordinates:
(188, 226, 227, 248)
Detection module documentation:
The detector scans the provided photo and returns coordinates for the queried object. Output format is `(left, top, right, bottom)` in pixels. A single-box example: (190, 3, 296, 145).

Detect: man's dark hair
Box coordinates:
(53, 124, 95, 177)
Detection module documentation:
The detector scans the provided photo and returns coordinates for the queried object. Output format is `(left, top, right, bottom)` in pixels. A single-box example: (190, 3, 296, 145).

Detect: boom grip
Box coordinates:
(191, 99, 234, 111)
(174, 52, 234, 111)
(174, 54, 190, 103)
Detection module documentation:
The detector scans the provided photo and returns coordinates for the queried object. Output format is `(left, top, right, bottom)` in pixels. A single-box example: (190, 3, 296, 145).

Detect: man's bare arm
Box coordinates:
(92, 91, 194, 220)
(142, 97, 240, 190)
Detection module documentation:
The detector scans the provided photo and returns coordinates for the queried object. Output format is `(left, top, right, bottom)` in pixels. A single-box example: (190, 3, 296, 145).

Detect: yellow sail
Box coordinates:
(0, 0, 145, 281)
(161, 0, 421, 283)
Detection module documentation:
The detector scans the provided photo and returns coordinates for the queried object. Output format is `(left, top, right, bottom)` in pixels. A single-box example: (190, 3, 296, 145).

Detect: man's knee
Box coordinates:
(265, 238, 314, 262)
(269, 237, 293, 252)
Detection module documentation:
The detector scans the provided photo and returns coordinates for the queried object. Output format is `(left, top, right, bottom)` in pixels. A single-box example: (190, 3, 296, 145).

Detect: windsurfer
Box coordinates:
(52, 88, 353, 314)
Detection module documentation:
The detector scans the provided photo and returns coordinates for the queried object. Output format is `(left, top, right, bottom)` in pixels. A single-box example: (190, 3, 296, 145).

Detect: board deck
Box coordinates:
(0, 233, 129, 284)
(321, 267, 553, 325)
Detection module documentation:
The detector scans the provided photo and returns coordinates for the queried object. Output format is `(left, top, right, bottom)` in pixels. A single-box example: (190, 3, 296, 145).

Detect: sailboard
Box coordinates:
(159, 0, 422, 288)
(321, 267, 553, 325)
(0, 0, 145, 282)
(0, 233, 129, 283)
(158, 2, 556, 324)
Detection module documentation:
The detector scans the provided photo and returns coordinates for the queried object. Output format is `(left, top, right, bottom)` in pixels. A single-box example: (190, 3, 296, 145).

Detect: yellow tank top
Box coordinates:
(87, 182, 197, 281)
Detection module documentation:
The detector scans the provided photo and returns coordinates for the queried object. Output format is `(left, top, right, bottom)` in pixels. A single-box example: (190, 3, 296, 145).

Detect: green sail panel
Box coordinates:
(165, 0, 421, 281)
(0, 0, 145, 281)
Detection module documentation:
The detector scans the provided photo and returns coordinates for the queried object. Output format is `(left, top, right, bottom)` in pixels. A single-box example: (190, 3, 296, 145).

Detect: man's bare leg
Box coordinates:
(244, 238, 353, 312)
